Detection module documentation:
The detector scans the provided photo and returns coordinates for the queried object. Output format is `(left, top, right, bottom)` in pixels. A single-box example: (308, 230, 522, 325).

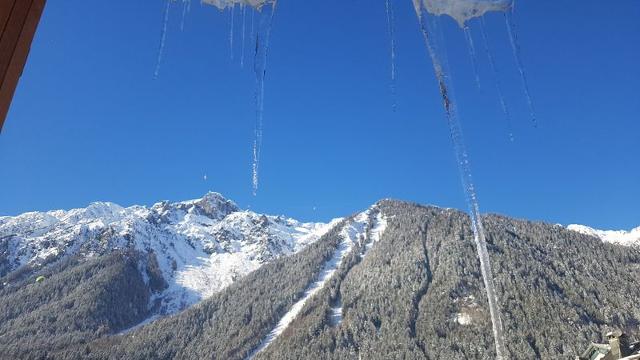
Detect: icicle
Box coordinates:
(180, 0, 190, 31)
(385, 0, 398, 112)
(241, 4, 247, 68)
(154, 0, 171, 80)
(250, 7, 255, 42)
(251, 1, 278, 196)
(504, 5, 537, 127)
(463, 25, 481, 90)
(414, 4, 506, 359)
(479, 18, 514, 141)
(230, 4, 235, 61)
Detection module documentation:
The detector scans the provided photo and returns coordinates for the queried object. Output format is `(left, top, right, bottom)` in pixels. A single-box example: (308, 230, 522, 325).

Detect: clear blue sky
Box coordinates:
(1, 0, 638, 229)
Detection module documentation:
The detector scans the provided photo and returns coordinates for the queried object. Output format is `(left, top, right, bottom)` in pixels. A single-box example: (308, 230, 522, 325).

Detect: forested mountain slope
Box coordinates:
(1, 199, 638, 359)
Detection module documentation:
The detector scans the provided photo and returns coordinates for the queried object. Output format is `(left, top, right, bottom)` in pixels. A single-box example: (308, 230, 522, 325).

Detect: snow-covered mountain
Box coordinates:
(0, 192, 340, 316)
(567, 224, 640, 247)
(2, 199, 639, 359)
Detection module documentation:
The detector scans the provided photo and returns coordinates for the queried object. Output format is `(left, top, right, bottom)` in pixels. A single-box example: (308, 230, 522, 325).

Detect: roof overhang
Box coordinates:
(0, 0, 47, 133)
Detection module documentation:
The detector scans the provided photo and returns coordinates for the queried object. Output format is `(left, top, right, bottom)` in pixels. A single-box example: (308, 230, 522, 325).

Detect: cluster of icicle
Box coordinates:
(415, 0, 511, 27)
(199, 0, 277, 196)
(153, 3, 539, 357)
(202, 0, 274, 10)
(155, 0, 277, 195)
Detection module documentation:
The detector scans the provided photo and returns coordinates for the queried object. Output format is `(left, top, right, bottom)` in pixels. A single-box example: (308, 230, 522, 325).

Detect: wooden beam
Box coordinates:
(0, 1, 17, 35)
(0, 0, 46, 133)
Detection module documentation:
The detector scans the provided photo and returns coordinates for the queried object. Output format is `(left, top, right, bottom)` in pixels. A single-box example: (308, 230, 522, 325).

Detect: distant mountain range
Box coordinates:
(0, 192, 339, 317)
(0, 193, 638, 359)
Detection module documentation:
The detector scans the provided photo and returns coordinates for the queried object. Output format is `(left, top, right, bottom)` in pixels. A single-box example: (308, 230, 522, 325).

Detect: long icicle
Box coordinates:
(252, 1, 278, 196)
(154, 0, 171, 79)
(504, 4, 537, 127)
(413, 3, 506, 359)
(250, 7, 255, 43)
(180, 0, 190, 31)
(241, 4, 247, 68)
(463, 25, 481, 90)
(479, 18, 514, 141)
(385, 0, 398, 112)
(229, 4, 235, 61)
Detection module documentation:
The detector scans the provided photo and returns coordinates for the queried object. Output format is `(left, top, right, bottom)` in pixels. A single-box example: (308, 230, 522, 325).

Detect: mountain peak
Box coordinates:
(201, 191, 232, 204)
(196, 192, 239, 219)
(168, 192, 240, 221)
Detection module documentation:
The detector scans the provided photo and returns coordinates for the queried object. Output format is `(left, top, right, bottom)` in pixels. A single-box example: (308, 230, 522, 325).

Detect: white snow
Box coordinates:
(413, 0, 512, 27)
(567, 224, 640, 247)
(329, 211, 387, 328)
(456, 312, 473, 325)
(328, 302, 343, 327)
(362, 211, 388, 257)
(247, 209, 387, 359)
(202, 0, 274, 11)
(0, 192, 340, 319)
(453, 295, 478, 325)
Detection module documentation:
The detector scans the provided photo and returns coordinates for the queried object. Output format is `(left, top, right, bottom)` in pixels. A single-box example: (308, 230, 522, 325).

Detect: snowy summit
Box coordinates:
(567, 224, 640, 247)
(0, 192, 340, 317)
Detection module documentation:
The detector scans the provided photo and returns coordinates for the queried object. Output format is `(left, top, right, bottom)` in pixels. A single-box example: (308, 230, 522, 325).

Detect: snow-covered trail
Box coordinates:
(328, 211, 387, 327)
(246, 210, 387, 359)
(361, 211, 387, 258)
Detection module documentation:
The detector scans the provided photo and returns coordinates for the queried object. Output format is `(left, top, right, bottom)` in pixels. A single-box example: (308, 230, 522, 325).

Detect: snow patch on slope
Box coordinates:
(456, 312, 472, 325)
(328, 298, 343, 327)
(361, 211, 388, 258)
(567, 224, 640, 247)
(247, 208, 387, 359)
